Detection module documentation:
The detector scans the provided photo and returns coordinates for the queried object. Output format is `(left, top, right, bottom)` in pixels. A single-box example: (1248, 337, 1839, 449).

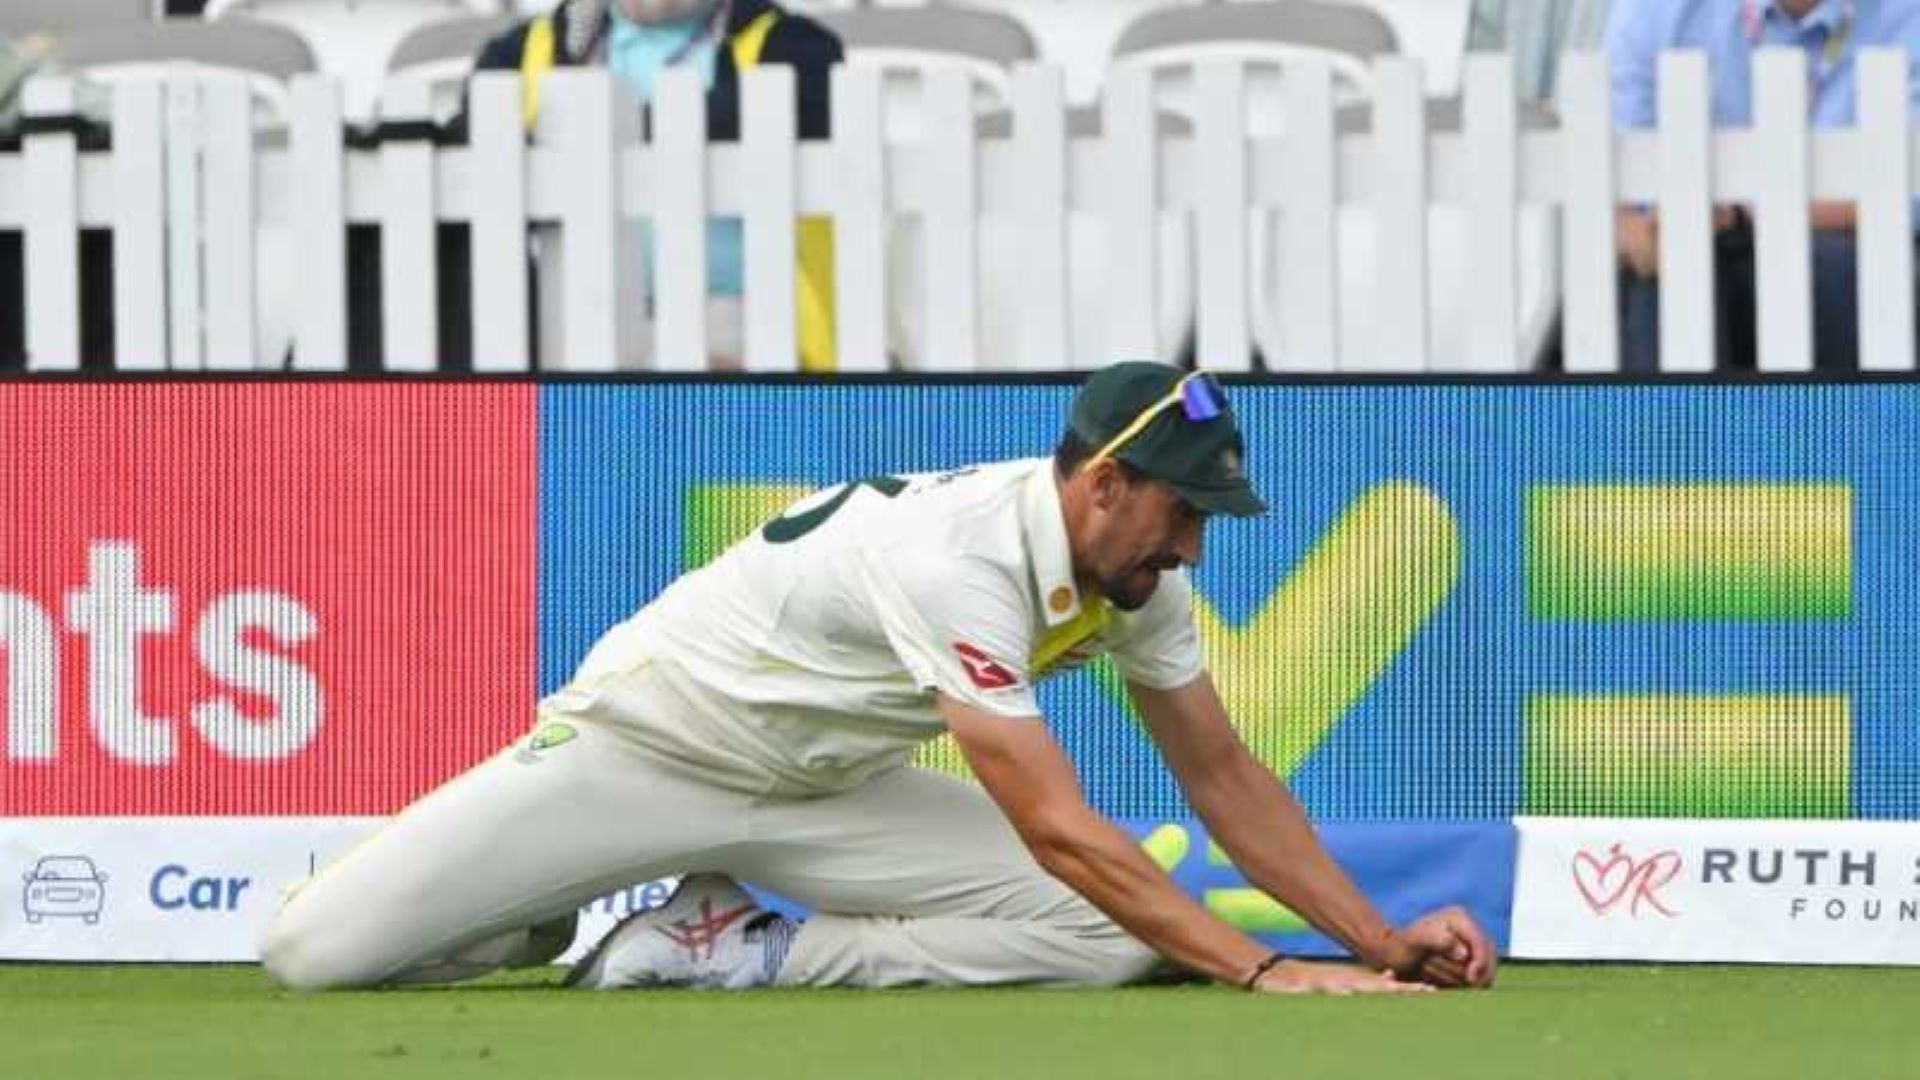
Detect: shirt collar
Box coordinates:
(1020, 459, 1083, 628)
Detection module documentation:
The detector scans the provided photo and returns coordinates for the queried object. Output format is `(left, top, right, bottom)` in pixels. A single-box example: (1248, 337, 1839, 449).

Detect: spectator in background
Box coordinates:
(474, 0, 842, 369)
(1607, 0, 1920, 372)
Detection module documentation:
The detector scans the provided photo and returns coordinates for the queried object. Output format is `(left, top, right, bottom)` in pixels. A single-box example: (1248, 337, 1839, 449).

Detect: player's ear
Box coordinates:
(1084, 459, 1127, 512)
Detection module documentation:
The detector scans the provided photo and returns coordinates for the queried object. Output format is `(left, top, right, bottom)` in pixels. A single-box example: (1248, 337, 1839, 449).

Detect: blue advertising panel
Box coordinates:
(539, 382, 1915, 833)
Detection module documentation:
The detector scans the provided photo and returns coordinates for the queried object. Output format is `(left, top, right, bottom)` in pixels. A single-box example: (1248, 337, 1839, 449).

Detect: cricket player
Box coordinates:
(261, 362, 1496, 994)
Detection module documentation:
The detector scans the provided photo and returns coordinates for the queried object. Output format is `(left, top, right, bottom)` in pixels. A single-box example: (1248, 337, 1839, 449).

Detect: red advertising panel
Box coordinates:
(0, 383, 535, 814)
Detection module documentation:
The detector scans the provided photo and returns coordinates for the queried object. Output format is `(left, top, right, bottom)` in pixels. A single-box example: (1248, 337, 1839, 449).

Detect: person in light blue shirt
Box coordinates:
(1604, 0, 1920, 371)
(604, 0, 745, 304)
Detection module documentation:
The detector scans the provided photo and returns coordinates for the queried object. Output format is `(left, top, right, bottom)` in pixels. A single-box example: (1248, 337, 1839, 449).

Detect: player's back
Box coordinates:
(554, 458, 1044, 792)
(640, 458, 1033, 680)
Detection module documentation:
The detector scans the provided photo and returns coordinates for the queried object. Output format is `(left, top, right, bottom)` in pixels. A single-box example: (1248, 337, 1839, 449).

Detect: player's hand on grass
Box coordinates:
(1250, 960, 1431, 996)
(1393, 906, 1497, 990)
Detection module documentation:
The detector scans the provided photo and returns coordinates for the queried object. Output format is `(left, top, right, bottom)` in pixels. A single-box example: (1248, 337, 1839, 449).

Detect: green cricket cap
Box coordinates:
(1068, 361, 1267, 518)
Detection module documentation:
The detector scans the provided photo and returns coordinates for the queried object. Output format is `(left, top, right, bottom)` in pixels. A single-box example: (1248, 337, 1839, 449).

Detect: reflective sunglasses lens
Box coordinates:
(1181, 375, 1226, 422)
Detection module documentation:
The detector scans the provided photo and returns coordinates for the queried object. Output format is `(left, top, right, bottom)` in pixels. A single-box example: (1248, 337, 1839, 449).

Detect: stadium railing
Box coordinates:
(2, 49, 1915, 373)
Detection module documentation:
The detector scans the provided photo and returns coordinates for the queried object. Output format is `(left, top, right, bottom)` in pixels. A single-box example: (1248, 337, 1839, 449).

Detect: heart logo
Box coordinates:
(1572, 843, 1682, 918)
(1573, 845, 1635, 913)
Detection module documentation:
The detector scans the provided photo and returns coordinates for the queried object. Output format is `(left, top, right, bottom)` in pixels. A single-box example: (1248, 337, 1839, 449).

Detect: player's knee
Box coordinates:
(1077, 933, 1160, 987)
(259, 898, 371, 991)
(259, 913, 322, 990)
(259, 910, 336, 990)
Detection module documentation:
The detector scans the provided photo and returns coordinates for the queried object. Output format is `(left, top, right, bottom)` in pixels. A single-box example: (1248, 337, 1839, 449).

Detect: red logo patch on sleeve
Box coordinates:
(952, 642, 1020, 691)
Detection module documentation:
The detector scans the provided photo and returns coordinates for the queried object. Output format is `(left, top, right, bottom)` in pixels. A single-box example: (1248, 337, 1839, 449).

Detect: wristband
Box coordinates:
(1241, 951, 1286, 991)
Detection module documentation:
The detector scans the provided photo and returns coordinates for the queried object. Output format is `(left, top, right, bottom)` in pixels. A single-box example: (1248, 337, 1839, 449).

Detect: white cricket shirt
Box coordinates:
(542, 458, 1205, 795)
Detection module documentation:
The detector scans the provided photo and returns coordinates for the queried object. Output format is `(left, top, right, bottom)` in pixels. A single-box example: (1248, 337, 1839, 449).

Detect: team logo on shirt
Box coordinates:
(513, 722, 579, 765)
(953, 642, 1021, 691)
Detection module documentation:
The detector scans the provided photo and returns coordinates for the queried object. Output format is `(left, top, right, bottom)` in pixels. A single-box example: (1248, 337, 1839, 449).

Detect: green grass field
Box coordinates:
(4, 963, 1915, 1079)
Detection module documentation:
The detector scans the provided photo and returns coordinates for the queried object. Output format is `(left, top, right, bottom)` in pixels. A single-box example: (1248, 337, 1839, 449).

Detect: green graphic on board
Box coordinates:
(1191, 482, 1459, 778)
(1139, 824, 1308, 934)
(1140, 823, 1190, 871)
(1523, 482, 1854, 817)
(1526, 484, 1851, 620)
(1524, 694, 1851, 817)
(684, 484, 814, 569)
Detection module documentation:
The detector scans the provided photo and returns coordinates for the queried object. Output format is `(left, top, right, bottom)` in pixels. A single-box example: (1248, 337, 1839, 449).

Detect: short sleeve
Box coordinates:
(859, 545, 1042, 718)
(1107, 568, 1205, 691)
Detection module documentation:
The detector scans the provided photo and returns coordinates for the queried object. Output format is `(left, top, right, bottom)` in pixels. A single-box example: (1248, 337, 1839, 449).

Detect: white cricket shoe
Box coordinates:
(566, 874, 795, 991)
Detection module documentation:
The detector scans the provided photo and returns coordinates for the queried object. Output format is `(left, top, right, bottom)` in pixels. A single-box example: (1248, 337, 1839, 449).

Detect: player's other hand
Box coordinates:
(1251, 959, 1431, 996)
(1393, 906, 1497, 989)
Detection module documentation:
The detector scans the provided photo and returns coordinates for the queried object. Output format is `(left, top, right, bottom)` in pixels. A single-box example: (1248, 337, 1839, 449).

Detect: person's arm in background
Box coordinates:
(446, 20, 537, 142)
(764, 12, 844, 139)
(1811, 3, 1920, 231)
(1809, 203, 1858, 230)
(1606, 0, 1664, 275)
(472, 25, 533, 74)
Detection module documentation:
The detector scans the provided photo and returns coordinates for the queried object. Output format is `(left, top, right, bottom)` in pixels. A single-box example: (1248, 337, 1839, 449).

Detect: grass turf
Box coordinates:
(2, 963, 1916, 1079)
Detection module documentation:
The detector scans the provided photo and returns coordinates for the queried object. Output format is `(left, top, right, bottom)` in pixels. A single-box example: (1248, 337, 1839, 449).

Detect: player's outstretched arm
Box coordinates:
(940, 694, 1429, 995)
(1130, 674, 1496, 989)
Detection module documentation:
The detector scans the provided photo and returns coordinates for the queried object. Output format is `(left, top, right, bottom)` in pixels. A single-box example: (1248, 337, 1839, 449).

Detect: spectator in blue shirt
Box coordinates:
(1606, 0, 1920, 371)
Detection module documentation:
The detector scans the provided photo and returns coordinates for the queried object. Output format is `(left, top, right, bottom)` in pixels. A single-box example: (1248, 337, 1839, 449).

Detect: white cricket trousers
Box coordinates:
(259, 718, 1157, 990)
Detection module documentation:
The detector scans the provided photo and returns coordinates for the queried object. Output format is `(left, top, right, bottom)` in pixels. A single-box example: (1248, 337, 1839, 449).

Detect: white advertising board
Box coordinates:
(0, 818, 674, 963)
(1513, 818, 1920, 963)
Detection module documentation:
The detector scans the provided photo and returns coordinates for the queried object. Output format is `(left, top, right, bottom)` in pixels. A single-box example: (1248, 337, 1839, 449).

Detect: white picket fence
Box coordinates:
(1, 48, 1915, 373)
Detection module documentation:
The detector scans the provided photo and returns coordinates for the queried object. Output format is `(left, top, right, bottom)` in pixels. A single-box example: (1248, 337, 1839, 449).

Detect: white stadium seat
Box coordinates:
(814, 5, 1192, 370)
(1108, 0, 1555, 370)
(813, 6, 1040, 132)
(1111, 1, 1384, 369)
(0, 0, 155, 41)
(1303, 0, 1471, 97)
(49, 19, 318, 370)
(385, 13, 519, 122)
(47, 16, 316, 77)
(205, 0, 507, 121)
(47, 17, 315, 128)
(1320, 97, 1563, 371)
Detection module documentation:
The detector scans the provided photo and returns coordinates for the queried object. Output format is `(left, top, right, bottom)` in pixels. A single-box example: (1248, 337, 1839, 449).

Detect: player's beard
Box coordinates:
(1099, 563, 1166, 612)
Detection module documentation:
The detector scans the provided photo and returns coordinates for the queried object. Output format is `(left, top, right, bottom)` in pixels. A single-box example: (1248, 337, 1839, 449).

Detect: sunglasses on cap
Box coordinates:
(1081, 371, 1228, 470)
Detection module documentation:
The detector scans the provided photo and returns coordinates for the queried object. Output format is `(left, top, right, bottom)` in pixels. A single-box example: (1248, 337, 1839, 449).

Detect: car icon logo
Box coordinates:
(21, 855, 109, 925)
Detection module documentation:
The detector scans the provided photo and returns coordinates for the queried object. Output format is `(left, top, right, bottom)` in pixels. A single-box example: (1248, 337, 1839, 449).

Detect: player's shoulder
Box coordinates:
(866, 459, 1044, 584)
(906, 455, 1041, 530)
